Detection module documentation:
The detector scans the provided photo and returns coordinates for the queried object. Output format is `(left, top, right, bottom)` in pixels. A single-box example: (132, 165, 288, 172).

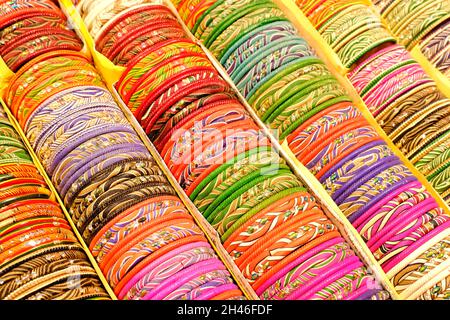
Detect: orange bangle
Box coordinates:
(211, 289, 244, 300)
(7, 51, 90, 109)
(287, 101, 353, 144)
(235, 211, 324, 268)
(298, 116, 367, 164)
(98, 212, 193, 268)
(0, 232, 78, 265)
(89, 195, 182, 251)
(223, 190, 315, 251)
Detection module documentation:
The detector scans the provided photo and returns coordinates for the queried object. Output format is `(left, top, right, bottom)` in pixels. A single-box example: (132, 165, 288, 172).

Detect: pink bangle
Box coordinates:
(367, 197, 437, 251)
(380, 214, 449, 268)
(383, 219, 450, 272)
(311, 269, 369, 300)
(255, 237, 343, 296)
(265, 245, 357, 300)
(359, 185, 427, 241)
(284, 255, 360, 300)
(349, 45, 410, 92)
(363, 65, 426, 112)
(166, 270, 233, 300)
(293, 259, 363, 300)
(143, 259, 225, 300)
(354, 181, 421, 229)
(119, 241, 212, 299)
(348, 43, 400, 80)
(194, 283, 240, 300)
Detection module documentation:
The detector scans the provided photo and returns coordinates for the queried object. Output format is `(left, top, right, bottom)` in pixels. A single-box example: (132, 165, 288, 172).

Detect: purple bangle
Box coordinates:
(33, 104, 120, 151)
(349, 176, 419, 224)
(256, 237, 344, 296)
(367, 197, 438, 251)
(333, 158, 402, 205)
(118, 241, 212, 299)
(324, 143, 395, 197)
(143, 259, 225, 300)
(319, 139, 385, 183)
(24, 85, 114, 132)
(332, 154, 399, 201)
(194, 283, 240, 300)
(48, 123, 135, 175)
(58, 143, 148, 197)
(54, 130, 144, 181)
(383, 219, 450, 272)
(354, 181, 421, 229)
(286, 256, 362, 300)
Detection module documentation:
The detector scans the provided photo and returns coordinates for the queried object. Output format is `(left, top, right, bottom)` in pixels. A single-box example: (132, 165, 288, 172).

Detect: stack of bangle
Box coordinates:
(77, 0, 188, 66)
(296, 0, 395, 68)
(4, 50, 244, 301)
(0, 107, 109, 300)
(418, 19, 450, 78)
(296, 2, 450, 202)
(0, 0, 83, 72)
(348, 43, 450, 203)
(373, 0, 450, 51)
(176, 0, 450, 299)
(81, 0, 390, 301)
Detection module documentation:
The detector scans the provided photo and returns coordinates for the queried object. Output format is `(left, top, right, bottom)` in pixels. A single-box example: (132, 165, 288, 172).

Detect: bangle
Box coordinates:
(392, 236, 450, 294)
(367, 197, 438, 251)
(193, 150, 284, 215)
(142, 259, 227, 300)
(356, 181, 423, 233)
(383, 219, 450, 273)
(94, 204, 189, 263)
(263, 245, 356, 300)
(105, 219, 203, 288)
(378, 213, 449, 267)
(90, 195, 181, 252)
(185, 145, 278, 199)
(314, 267, 371, 300)
(236, 39, 312, 100)
(116, 235, 210, 297)
(195, 283, 240, 300)
(178, 126, 270, 191)
(222, 20, 299, 75)
(116, 39, 200, 98)
(250, 59, 326, 118)
(132, 247, 218, 300)
(165, 268, 232, 300)
(81, 182, 176, 244)
(171, 270, 234, 300)
(223, 189, 314, 253)
(208, 6, 286, 58)
(118, 240, 212, 299)
(287, 257, 363, 300)
(210, 171, 303, 236)
(258, 235, 343, 297)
